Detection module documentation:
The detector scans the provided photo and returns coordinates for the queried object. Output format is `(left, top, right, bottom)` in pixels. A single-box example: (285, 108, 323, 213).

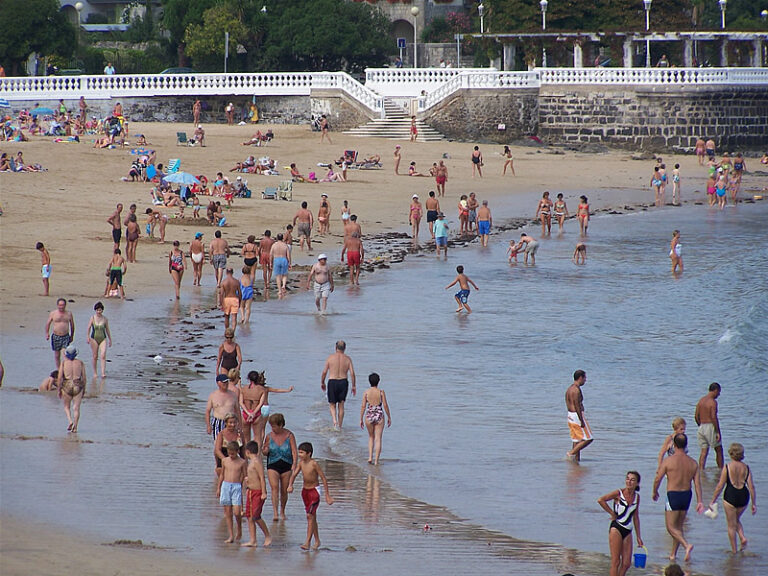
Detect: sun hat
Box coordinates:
(412, 194, 419, 198)
(195, 232, 203, 238)
(64, 344, 78, 359)
(318, 254, 328, 260)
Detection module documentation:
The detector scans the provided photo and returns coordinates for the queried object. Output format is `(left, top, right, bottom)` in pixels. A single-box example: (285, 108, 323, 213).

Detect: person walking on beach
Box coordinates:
(393, 145, 401, 175)
(446, 265, 479, 314)
(566, 370, 593, 461)
(270, 234, 291, 298)
(217, 328, 242, 376)
(220, 269, 242, 332)
(669, 230, 683, 274)
(652, 433, 705, 562)
(239, 266, 254, 324)
(225, 102, 235, 126)
(239, 370, 294, 448)
(471, 146, 483, 178)
(125, 214, 140, 263)
(210, 230, 229, 295)
(536, 191, 553, 236)
(36, 241, 51, 296)
(85, 302, 111, 380)
(341, 232, 364, 286)
(577, 196, 590, 236)
(467, 192, 478, 234)
(502, 145, 515, 175)
(258, 230, 275, 295)
(46, 298, 75, 368)
(293, 202, 314, 251)
(651, 166, 664, 207)
(105, 248, 127, 299)
(553, 194, 569, 233)
(217, 440, 246, 543)
(107, 203, 123, 250)
(695, 137, 706, 165)
(695, 382, 723, 470)
(409, 194, 423, 239)
(287, 442, 334, 550)
(436, 160, 448, 196)
(477, 200, 492, 247)
(307, 254, 333, 313)
(321, 340, 356, 429)
(709, 442, 757, 553)
(262, 413, 298, 521)
(190, 232, 205, 286)
(425, 191, 440, 238)
(433, 212, 449, 259)
(56, 344, 86, 433)
(319, 115, 332, 144)
(206, 373, 240, 443)
(597, 471, 644, 576)
(168, 240, 186, 300)
(243, 441, 272, 547)
(360, 372, 392, 465)
(671, 164, 681, 205)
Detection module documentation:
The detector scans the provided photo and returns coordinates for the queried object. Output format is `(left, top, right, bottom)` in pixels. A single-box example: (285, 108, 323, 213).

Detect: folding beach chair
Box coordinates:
(262, 186, 278, 200)
(277, 180, 293, 201)
(167, 158, 181, 173)
(176, 132, 190, 146)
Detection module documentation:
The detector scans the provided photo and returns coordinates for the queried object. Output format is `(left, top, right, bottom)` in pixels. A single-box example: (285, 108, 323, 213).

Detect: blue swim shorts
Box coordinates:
(220, 481, 243, 506)
(478, 220, 490, 235)
(455, 289, 470, 303)
(273, 256, 289, 276)
(435, 236, 447, 247)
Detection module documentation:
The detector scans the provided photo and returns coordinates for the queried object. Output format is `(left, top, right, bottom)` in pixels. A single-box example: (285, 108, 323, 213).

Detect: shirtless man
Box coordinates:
(293, 202, 313, 251)
(258, 230, 275, 293)
(190, 232, 205, 286)
(341, 232, 364, 286)
(653, 434, 705, 562)
(344, 214, 362, 240)
(36, 242, 51, 296)
(269, 234, 291, 297)
(694, 382, 723, 469)
(210, 230, 230, 296)
(321, 340, 356, 428)
(46, 298, 75, 368)
(476, 200, 492, 247)
(466, 192, 479, 234)
(705, 138, 716, 161)
(425, 191, 440, 239)
(519, 233, 539, 265)
(307, 254, 334, 313)
(220, 268, 242, 332)
(107, 203, 123, 250)
(206, 373, 241, 442)
(435, 160, 448, 197)
(565, 370, 593, 462)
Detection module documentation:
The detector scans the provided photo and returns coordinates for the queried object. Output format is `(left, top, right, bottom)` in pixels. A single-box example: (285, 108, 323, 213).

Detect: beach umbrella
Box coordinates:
(30, 107, 55, 115)
(163, 171, 200, 185)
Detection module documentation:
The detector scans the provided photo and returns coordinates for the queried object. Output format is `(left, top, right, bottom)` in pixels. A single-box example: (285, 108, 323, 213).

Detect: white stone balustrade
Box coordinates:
(538, 67, 768, 85)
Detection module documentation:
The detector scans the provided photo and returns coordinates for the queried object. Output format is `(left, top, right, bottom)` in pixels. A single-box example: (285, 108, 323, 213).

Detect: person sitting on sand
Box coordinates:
(194, 124, 205, 147)
(242, 130, 265, 147)
(290, 163, 305, 182)
(408, 161, 428, 177)
(321, 166, 342, 182)
(0, 153, 10, 172)
(231, 155, 256, 172)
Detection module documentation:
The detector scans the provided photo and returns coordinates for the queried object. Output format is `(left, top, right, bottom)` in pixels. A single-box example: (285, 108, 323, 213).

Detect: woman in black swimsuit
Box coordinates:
(217, 328, 242, 375)
(242, 235, 258, 269)
(471, 145, 483, 178)
(709, 443, 757, 553)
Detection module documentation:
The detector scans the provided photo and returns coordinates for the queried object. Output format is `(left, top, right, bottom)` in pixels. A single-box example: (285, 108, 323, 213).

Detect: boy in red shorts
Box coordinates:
(287, 442, 334, 550)
(242, 441, 271, 547)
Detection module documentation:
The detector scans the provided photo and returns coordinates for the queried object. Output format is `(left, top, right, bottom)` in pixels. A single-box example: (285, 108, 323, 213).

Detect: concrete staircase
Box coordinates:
(343, 98, 446, 141)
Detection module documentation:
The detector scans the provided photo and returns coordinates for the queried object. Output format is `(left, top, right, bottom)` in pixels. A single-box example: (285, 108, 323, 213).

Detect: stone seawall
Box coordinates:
(537, 86, 768, 152)
(423, 89, 539, 143)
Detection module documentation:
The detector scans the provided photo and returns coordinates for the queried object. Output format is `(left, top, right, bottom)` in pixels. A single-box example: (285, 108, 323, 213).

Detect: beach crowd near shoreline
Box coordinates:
(1, 100, 766, 575)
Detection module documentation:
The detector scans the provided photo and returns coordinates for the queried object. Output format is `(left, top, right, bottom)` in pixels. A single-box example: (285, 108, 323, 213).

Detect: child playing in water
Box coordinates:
(706, 174, 717, 207)
(287, 442, 334, 550)
(445, 265, 480, 314)
(217, 440, 246, 543)
(572, 242, 587, 265)
(507, 239, 521, 263)
(242, 441, 272, 547)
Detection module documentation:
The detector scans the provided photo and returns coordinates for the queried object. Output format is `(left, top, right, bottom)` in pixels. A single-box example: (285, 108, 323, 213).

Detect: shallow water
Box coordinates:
(2, 199, 766, 576)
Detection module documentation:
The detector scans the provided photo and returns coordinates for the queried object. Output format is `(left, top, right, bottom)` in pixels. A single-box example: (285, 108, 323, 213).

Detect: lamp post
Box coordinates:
(478, 3, 485, 35)
(643, 0, 652, 68)
(75, 1, 83, 58)
(718, 0, 727, 30)
(260, 5, 267, 13)
(411, 6, 419, 68)
(540, 0, 548, 67)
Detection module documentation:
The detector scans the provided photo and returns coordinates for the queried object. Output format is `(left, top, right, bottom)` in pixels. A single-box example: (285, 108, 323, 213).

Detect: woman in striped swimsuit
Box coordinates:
(598, 471, 644, 576)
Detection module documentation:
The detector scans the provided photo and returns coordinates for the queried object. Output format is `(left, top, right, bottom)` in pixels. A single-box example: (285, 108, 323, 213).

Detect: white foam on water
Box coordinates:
(718, 328, 738, 344)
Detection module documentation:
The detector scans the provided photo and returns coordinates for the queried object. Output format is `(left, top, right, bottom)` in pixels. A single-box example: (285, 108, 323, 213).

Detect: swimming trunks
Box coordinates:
(525, 240, 539, 255)
(610, 490, 638, 540)
(567, 411, 593, 442)
(273, 256, 289, 276)
(244, 488, 265, 519)
(90, 322, 107, 345)
(346, 251, 361, 267)
(313, 281, 331, 299)
(297, 222, 311, 238)
(241, 282, 253, 301)
(706, 148, 715, 158)
(267, 435, 294, 474)
(260, 253, 271, 267)
(191, 252, 204, 264)
(478, 220, 490, 235)
(51, 333, 72, 351)
(210, 415, 226, 441)
(109, 267, 123, 286)
(365, 403, 384, 424)
(666, 490, 692, 512)
(436, 175, 446, 185)
(468, 209, 477, 223)
(222, 296, 240, 315)
(302, 486, 321, 515)
(112, 228, 122, 244)
(455, 289, 470, 304)
(723, 464, 750, 508)
(435, 236, 447, 247)
(219, 481, 243, 506)
(42, 264, 52, 279)
(327, 378, 349, 404)
(697, 422, 721, 449)
(61, 377, 85, 397)
(427, 210, 438, 223)
(212, 254, 227, 269)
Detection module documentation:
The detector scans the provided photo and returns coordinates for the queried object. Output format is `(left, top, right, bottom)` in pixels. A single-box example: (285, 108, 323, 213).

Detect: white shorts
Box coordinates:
(313, 281, 331, 299)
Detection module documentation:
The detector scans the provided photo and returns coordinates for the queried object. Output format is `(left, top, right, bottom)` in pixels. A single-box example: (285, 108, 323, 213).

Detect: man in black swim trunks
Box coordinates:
(107, 203, 123, 251)
(320, 340, 356, 429)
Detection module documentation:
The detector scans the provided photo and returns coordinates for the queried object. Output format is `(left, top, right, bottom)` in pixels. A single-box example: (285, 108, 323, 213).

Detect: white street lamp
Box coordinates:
(643, 0, 652, 68)
(478, 3, 485, 35)
(540, 0, 548, 31)
(718, 0, 727, 30)
(411, 6, 420, 68)
(260, 5, 267, 13)
(75, 2, 83, 44)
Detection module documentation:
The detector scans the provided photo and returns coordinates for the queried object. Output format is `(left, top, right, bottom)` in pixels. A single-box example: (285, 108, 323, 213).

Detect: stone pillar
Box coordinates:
(574, 42, 584, 68)
(721, 39, 729, 67)
(503, 44, 517, 71)
(623, 39, 634, 68)
(753, 39, 763, 67)
(491, 56, 502, 70)
(683, 39, 694, 67)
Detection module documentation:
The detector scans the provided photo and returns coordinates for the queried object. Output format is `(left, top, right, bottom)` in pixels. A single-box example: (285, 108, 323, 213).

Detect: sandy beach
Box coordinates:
(2, 121, 766, 576)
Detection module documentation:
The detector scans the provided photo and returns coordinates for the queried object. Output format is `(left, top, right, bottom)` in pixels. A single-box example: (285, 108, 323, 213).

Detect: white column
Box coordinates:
(721, 39, 729, 67)
(503, 44, 516, 70)
(623, 39, 634, 68)
(683, 38, 694, 67)
(752, 39, 763, 67)
(574, 42, 584, 68)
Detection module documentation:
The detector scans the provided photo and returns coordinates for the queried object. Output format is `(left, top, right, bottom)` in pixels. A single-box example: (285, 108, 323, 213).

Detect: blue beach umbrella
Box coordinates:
(30, 107, 55, 115)
(163, 171, 200, 186)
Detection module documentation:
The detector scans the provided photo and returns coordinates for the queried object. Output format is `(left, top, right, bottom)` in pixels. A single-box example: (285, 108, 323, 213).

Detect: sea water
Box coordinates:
(1, 200, 766, 576)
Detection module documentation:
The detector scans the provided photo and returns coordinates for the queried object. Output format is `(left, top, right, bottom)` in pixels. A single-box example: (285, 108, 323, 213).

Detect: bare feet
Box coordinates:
(312, 542, 320, 550)
(280, 513, 286, 521)
(67, 422, 73, 431)
(455, 308, 462, 313)
(684, 544, 693, 562)
(224, 537, 234, 544)
(263, 535, 272, 547)
(300, 543, 310, 550)
(272, 516, 279, 522)
(740, 538, 748, 551)
(565, 451, 576, 461)
(241, 542, 256, 547)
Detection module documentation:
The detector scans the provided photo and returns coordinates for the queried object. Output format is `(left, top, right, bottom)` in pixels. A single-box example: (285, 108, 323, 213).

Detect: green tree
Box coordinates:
(0, 0, 76, 75)
(184, 6, 248, 70)
(160, 0, 217, 65)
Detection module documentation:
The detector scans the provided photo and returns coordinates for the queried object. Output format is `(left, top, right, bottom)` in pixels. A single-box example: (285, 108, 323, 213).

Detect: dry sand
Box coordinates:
(0, 121, 692, 328)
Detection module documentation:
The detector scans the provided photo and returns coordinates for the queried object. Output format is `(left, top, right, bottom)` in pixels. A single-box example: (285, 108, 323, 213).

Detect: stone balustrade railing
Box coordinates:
(364, 67, 495, 97)
(419, 70, 540, 111)
(538, 67, 768, 85)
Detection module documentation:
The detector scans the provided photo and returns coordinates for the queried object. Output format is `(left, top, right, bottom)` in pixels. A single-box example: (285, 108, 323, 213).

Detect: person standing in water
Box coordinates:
(321, 340, 356, 429)
(360, 373, 392, 465)
(56, 344, 86, 433)
(597, 471, 644, 576)
(695, 382, 723, 469)
(566, 370, 593, 461)
(85, 302, 112, 380)
(669, 230, 683, 274)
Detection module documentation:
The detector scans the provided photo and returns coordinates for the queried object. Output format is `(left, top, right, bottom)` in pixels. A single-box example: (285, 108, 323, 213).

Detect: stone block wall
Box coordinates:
(538, 86, 768, 152)
(423, 89, 539, 143)
(311, 92, 375, 132)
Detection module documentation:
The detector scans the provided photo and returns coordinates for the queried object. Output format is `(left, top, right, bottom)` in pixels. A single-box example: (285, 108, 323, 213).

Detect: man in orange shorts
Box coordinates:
(566, 369, 593, 461)
(220, 268, 242, 332)
(341, 232, 364, 286)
